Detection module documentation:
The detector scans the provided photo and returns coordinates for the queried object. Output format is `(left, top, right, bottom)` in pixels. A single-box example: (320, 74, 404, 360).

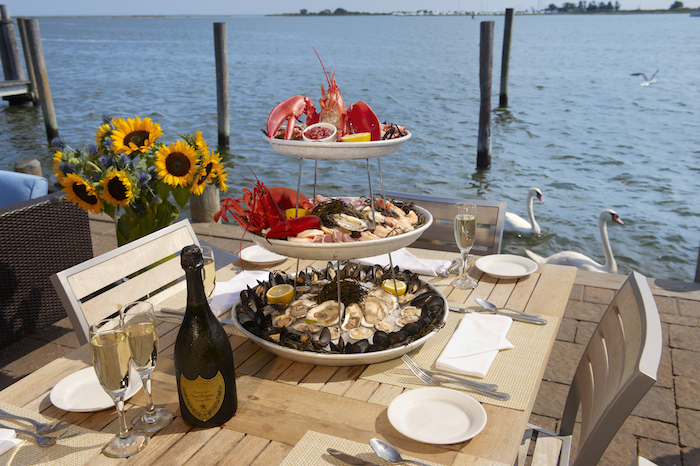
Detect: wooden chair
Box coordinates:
(368, 190, 506, 256)
(519, 271, 662, 466)
(51, 220, 200, 345)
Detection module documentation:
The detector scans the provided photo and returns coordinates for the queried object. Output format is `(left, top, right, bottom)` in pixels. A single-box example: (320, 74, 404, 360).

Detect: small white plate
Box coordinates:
(240, 244, 286, 266)
(50, 366, 142, 412)
(475, 254, 538, 279)
(388, 387, 487, 444)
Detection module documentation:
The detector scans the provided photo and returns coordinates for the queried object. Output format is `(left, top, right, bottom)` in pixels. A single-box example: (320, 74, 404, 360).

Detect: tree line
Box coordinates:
(545, 0, 685, 11)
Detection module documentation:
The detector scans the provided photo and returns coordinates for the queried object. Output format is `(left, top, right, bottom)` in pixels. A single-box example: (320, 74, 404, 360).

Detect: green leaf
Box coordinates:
(172, 185, 191, 208)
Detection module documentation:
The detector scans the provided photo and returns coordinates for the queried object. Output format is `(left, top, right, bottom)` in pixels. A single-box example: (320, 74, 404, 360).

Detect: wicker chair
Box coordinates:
(0, 192, 93, 353)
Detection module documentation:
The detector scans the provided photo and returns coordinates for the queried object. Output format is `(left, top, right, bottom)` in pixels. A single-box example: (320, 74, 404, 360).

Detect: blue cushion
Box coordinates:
(0, 170, 49, 208)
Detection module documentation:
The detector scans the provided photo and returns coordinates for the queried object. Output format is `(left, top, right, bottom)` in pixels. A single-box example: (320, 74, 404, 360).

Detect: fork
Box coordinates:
(0, 408, 67, 434)
(0, 422, 66, 447)
(401, 356, 511, 400)
(401, 355, 499, 392)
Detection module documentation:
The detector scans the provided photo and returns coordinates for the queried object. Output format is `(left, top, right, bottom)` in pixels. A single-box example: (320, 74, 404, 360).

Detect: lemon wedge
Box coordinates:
(285, 207, 309, 219)
(340, 132, 371, 142)
(266, 284, 294, 304)
(381, 279, 407, 296)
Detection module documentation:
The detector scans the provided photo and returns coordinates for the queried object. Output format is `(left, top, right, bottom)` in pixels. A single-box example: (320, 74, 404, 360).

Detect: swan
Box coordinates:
(505, 187, 543, 235)
(525, 209, 624, 273)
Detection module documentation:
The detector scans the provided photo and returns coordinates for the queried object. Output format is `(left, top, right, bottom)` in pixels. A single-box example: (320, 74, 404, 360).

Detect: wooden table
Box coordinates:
(0, 248, 576, 466)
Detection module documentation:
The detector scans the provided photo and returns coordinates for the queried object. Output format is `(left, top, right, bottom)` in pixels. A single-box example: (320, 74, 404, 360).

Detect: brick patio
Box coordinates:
(1, 215, 698, 465)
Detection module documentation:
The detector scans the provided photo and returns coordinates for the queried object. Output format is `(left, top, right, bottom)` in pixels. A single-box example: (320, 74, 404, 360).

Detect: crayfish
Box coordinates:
(266, 48, 382, 141)
(215, 170, 319, 239)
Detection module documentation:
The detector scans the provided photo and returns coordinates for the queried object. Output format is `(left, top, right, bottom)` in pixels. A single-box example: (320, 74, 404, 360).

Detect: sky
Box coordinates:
(5, 0, 691, 17)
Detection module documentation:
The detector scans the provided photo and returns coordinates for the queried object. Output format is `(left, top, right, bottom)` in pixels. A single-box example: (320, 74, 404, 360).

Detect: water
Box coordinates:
(1, 14, 698, 282)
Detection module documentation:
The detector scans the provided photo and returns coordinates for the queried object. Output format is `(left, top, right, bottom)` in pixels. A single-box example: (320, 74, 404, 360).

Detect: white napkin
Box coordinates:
(355, 248, 452, 277)
(210, 270, 270, 317)
(436, 313, 515, 378)
(0, 428, 21, 456)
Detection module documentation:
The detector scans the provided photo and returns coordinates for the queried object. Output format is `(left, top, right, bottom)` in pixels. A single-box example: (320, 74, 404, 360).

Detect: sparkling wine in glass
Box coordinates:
(121, 302, 173, 433)
(451, 203, 478, 289)
(201, 246, 216, 303)
(90, 317, 148, 457)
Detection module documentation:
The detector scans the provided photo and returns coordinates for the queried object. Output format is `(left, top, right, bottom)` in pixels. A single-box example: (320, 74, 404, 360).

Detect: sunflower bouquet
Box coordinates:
(52, 115, 228, 245)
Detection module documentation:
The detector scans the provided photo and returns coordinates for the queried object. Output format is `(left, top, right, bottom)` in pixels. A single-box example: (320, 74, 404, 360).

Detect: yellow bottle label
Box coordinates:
(179, 371, 225, 422)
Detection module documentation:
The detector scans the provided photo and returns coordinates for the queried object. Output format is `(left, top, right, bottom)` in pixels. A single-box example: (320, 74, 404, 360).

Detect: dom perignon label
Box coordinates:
(179, 371, 225, 422)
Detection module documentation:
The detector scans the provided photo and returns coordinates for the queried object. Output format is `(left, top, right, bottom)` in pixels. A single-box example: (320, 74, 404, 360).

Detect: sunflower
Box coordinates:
(61, 173, 102, 214)
(155, 140, 198, 187)
(53, 151, 64, 178)
(193, 130, 208, 151)
(102, 168, 134, 207)
(111, 116, 163, 155)
(210, 156, 228, 192)
(190, 151, 216, 195)
(94, 123, 111, 147)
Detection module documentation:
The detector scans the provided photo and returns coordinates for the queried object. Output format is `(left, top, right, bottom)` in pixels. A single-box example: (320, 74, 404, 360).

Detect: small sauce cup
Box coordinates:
(302, 122, 337, 142)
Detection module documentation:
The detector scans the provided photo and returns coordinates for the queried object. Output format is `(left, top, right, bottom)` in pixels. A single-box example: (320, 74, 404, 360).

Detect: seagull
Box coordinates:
(631, 69, 659, 86)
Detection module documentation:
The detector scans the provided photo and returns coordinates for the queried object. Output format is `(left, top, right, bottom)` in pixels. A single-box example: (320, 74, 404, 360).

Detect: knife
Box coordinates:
(449, 305, 548, 325)
(327, 448, 379, 466)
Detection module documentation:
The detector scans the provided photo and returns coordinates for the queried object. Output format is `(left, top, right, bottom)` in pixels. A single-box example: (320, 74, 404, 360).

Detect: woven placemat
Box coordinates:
(280, 430, 441, 466)
(0, 402, 114, 466)
(360, 306, 559, 411)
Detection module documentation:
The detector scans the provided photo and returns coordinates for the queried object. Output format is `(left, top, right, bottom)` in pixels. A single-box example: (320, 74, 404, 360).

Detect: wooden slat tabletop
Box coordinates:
(0, 248, 576, 466)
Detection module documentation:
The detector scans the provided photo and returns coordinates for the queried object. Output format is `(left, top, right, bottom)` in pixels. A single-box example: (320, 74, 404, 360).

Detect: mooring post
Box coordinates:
(25, 18, 58, 142)
(16, 17, 38, 104)
(0, 5, 24, 82)
(214, 22, 229, 147)
(499, 8, 514, 108)
(477, 21, 494, 169)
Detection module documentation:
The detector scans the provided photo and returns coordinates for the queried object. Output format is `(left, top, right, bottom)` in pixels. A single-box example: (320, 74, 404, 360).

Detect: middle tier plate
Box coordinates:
(252, 206, 433, 261)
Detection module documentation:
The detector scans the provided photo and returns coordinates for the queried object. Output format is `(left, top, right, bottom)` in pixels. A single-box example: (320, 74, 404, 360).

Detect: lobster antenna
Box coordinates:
(313, 47, 332, 87)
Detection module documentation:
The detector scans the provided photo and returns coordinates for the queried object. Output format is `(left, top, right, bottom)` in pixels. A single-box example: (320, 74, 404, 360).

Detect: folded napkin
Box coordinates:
(0, 428, 21, 456)
(211, 270, 270, 317)
(356, 248, 452, 277)
(436, 313, 515, 378)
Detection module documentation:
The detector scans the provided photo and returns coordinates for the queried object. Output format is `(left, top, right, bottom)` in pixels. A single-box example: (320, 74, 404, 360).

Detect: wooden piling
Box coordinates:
(24, 18, 58, 142)
(16, 17, 38, 104)
(0, 5, 24, 82)
(214, 22, 229, 147)
(499, 8, 514, 108)
(477, 21, 494, 169)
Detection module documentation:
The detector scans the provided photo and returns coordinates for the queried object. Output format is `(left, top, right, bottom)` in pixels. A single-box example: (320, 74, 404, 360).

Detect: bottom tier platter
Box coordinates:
(231, 262, 447, 366)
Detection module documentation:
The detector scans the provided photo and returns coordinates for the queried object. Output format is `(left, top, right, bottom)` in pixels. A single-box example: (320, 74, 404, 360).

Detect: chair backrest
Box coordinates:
(368, 190, 506, 256)
(0, 192, 93, 354)
(0, 170, 49, 208)
(51, 219, 199, 345)
(559, 271, 662, 466)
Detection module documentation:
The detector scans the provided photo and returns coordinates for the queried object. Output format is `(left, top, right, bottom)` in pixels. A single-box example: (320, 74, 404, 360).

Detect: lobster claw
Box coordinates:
(267, 95, 319, 140)
(347, 101, 381, 141)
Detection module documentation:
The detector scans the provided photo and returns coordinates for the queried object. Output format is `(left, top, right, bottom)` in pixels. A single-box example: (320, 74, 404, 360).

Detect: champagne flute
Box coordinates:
(90, 317, 148, 457)
(121, 302, 173, 433)
(201, 246, 216, 303)
(451, 203, 478, 289)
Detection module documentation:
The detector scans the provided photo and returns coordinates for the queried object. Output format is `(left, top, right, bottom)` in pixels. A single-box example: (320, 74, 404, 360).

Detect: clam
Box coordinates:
(349, 326, 373, 340)
(306, 300, 342, 326)
(375, 321, 394, 333)
(332, 213, 371, 231)
(272, 314, 295, 327)
(396, 315, 419, 326)
(400, 305, 422, 317)
(292, 322, 322, 334)
(287, 299, 316, 318)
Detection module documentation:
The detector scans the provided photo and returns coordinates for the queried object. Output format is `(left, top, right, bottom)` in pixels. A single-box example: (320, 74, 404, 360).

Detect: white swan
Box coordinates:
(525, 209, 624, 273)
(505, 187, 543, 235)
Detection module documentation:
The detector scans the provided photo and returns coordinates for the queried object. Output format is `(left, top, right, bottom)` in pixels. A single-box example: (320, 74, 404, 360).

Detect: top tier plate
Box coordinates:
(264, 131, 412, 160)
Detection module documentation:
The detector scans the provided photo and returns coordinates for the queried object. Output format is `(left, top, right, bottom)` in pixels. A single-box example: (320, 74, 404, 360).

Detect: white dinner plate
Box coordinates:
(50, 366, 142, 412)
(387, 387, 487, 444)
(239, 244, 287, 266)
(264, 131, 411, 160)
(475, 254, 538, 279)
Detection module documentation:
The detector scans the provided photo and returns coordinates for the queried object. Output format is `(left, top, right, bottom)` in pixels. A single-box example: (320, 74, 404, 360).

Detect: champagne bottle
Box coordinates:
(174, 245, 237, 427)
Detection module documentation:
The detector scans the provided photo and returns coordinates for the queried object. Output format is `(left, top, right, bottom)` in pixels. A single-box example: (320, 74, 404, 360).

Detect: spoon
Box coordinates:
(369, 438, 431, 466)
(475, 298, 546, 322)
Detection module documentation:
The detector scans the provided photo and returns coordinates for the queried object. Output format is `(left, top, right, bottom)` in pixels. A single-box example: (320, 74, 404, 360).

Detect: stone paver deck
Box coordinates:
(1, 215, 698, 466)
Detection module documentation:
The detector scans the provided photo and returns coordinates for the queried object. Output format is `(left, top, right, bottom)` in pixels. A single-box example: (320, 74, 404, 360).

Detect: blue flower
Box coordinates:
(99, 155, 114, 168)
(51, 137, 66, 149)
(119, 153, 132, 165)
(87, 144, 99, 155)
(101, 114, 112, 124)
(104, 137, 113, 148)
(58, 161, 74, 174)
(137, 171, 151, 187)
